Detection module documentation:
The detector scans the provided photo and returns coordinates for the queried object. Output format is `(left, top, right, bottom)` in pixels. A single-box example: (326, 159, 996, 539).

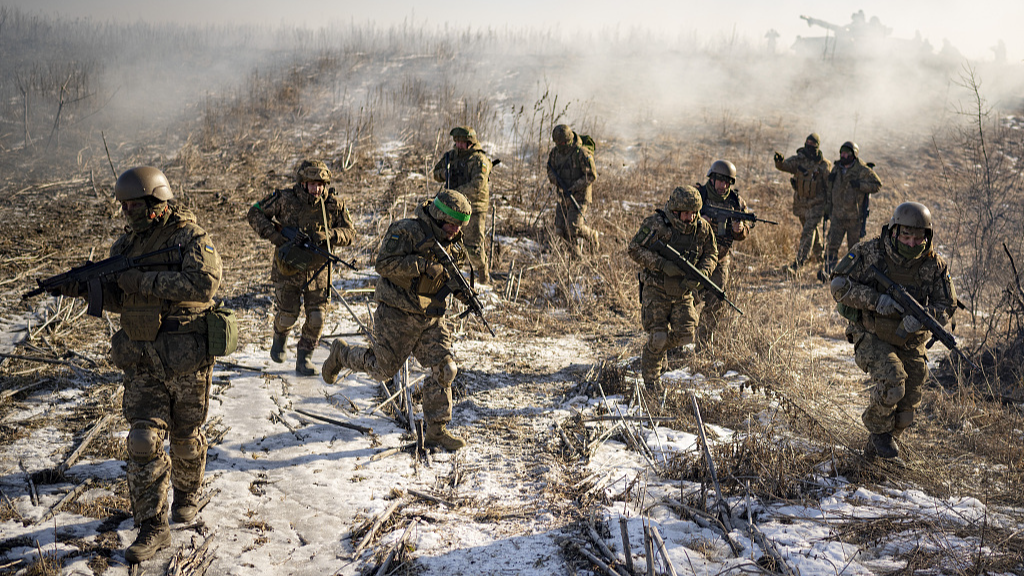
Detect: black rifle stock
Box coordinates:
(648, 239, 743, 315)
(700, 204, 779, 226)
(23, 245, 183, 317)
(280, 227, 358, 271)
(546, 161, 584, 214)
(869, 265, 978, 371)
(428, 239, 496, 336)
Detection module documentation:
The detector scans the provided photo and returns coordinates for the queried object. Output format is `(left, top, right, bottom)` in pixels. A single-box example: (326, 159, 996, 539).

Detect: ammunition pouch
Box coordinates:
(275, 242, 321, 276)
(121, 294, 163, 342)
(205, 305, 238, 356)
(836, 302, 861, 324)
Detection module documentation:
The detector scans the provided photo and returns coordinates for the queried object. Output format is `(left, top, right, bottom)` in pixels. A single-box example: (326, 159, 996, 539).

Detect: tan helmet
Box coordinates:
(552, 124, 574, 145)
(806, 133, 820, 147)
(449, 126, 479, 145)
(890, 202, 932, 231)
(114, 166, 174, 202)
(840, 141, 859, 157)
(707, 160, 736, 183)
(665, 185, 702, 213)
(430, 189, 472, 225)
(296, 160, 331, 184)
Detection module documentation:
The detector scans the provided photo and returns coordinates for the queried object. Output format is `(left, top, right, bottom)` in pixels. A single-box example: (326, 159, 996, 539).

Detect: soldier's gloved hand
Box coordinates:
(307, 229, 329, 244)
(875, 294, 905, 316)
(270, 232, 288, 247)
(118, 269, 147, 295)
(848, 179, 861, 189)
(684, 280, 703, 293)
(773, 151, 783, 163)
(424, 263, 448, 283)
(661, 261, 682, 277)
(900, 315, 924, 334)
(49, 282, 83, 298)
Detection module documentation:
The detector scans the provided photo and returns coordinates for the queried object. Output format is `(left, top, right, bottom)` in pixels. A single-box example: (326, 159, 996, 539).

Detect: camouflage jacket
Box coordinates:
(374, 201, 468, 317)
(830, 229, 956, 349)
(775, 147, 831, 215)
(629, 210, 718, 298)
(825, 158, 881, 221)
(247, 185, 356, 289)
(432, 144, 492, 212)
(696, 181, 750, 259)
(547, 134, 597, 205)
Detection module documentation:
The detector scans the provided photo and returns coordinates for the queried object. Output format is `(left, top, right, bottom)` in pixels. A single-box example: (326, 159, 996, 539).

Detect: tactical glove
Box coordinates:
(424, 263, 448, 283)
(118, 269, 147, 295)
(848, 179, 861, 188)
(773, 151, 784, 163)
(270, 232, 288, 247)
(50, 282, 83, 298)
(661, 261, 682, 277)
(899, 315, 924, 334)
(875, 294, 905, 316)
(684, 279, 703, 293)
(307, 229, 329, 244)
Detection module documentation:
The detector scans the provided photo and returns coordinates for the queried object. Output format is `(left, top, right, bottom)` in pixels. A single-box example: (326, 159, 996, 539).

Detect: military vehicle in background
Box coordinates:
(792, 10, 952, 64)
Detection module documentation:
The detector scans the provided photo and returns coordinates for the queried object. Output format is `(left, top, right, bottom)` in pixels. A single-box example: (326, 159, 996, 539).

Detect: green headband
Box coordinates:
(433, 197, 470, 222)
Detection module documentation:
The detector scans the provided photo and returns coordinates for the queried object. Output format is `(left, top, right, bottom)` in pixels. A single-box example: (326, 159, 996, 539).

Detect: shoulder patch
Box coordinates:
(834, 252, 858, 275)
(204, 245, 215, 254)
(632, 225, 656, 247)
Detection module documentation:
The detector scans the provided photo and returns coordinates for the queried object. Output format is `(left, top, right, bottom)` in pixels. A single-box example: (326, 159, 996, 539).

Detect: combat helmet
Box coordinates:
(707, 160, 736, 184)
(840, 141, 859, 157)
(665, 185, 702, 214)
(805, 133, 820, 147)
(430, 189, 472, 226)
(890, 202, 932, 233)
(450, 126, 479, 145)
(552, 124, 574, 145)
(296, 160, 331, 184)
(114, 167, 174, 202)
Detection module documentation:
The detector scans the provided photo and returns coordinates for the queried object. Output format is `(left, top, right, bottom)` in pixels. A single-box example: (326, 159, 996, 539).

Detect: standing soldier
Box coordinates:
(547, 124, 599, 255)
(628, 186, 718, 387)
(433, 126, 492, 281)
(829, 202, 957, 459)
(695, 160, 751, 352)
(321, 190, 472, 451)
(54, 167, 223, 563)
(247, 160, 356, 375)
(820, 141, 881, 281)
(774, 133, 832, 273)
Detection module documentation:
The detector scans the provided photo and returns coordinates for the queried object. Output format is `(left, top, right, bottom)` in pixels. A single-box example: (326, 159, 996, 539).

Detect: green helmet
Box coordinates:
(296, 160, 331, 184)
(665, 185, 702, 213)
(449, 126, 479, 145)
(840, 141, 859, 157)
(114, 166, 174, 202)
(552, 124, 574, 145)
(430, 189, 472, 225)
(707, 160, 736, 183)
(890, 202, 932, 231)
(806, 133, 820, 147)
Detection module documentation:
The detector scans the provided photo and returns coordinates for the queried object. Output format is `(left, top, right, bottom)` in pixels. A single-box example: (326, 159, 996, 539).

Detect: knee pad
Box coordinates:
(646, 330, 669, 354)
(881, 381, 906, 407)
(432, 358, 458, 388)
(305, 309, 324, 331)
(170, 432, 206, 460)
(274, 312, 299, 333)
(894, 408, 916, 431)
(127, 421, 165, 461)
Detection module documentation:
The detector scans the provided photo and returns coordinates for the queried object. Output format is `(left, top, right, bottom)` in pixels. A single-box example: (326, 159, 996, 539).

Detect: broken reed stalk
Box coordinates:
(36, 479, 91, 525)
(353, 499, 403, 558)
(644, 524, 655, 576)
(293, 408, 372, 435)
(690, 396, 732, 531)
(167, 531, 217, 576)
(368, 373, 425, 416)
(58, 413, 114, 474)
(567, 540, 620, 576)
(648, 525, 679, 576)
(585, 517, 630, 576)
(618, 517, 634, 575)
(407, 488, 455, 508)
(374, 517, 418, 576)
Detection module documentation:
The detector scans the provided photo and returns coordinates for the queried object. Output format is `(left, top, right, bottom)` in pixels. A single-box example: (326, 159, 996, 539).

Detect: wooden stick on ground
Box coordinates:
(618, 516, 634, 575)
(567, 540, 620, 576)
(36, 479, 91, 525)
(691, 396, 733, 531)
(293, 408, 372, 435)
(352, 498, 403, 558)
(585, 517, 630, 576)
(374, 517, 418, 576)
(58, 413, 114, 474)
(648, 525, 679, 576)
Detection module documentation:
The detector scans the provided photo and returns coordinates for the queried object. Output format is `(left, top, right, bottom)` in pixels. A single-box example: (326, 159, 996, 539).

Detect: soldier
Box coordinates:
(774, 133, 832, 273)
(695, 160, 751, 352)
(829, 202, 956, 459)
(547, 124, 599, 255)
(628, 186, 718, 387)
(820, 141, 881, 281)
(247, 160, 356, 375)
(432, 126, 492, 280)
(53, 167, 222, 563)
(321, 190, 472, 450)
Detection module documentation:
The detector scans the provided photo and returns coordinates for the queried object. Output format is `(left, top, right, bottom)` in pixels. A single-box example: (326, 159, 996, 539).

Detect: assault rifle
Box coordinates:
(546, 162, 584, 214)
(280, 227, 358, 271)
(648, 239, 743, 315)
(870, 265, 979, 371)
(23, 245, 183, 317)
(700, 205, 778, 226)
(428, 238, 496, 336)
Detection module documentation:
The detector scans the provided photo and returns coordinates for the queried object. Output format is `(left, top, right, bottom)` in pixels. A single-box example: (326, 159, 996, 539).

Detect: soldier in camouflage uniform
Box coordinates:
(628, 186, 718, 387)
(774, 133, 832, 273)
(55, 167, 223, 563)
(820, 141, 882, 280)
(695, 160, 751, 352)
(432, 127, 492, 280)
(247, 160, 356, 375)
(321, 190, 472, 450)
(829, 202, 956, 459)
(547, 124, 599, 255)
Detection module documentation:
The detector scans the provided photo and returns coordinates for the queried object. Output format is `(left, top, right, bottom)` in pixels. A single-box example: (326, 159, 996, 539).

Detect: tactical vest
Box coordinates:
(641, 211, 707, 297)
(698, 184, 742, 254)
(860, 247, 929, 349)
(387, 219, 462, 317)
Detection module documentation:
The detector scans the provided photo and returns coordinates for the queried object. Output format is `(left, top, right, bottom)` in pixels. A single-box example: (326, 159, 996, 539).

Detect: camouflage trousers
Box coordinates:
(825, 217, 863, 262)
(795, 204, 826, 266)
(640, 286, 698, 385)
(555, 196, 598, 252)
(274, 280, 330, 350)
(462, 209, 489, 280)
(851, 328, 928, 435)
(114, 330, 213, 524)
(329, 303, 456, 425)
(696, 256, 732, 351)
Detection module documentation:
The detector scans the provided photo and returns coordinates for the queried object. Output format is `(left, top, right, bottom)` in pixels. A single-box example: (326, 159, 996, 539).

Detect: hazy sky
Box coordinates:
(6, 0, 1021, 61)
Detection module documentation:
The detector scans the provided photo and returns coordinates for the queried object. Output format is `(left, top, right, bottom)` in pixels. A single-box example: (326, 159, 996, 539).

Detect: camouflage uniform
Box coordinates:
(830, 225, 955, 446)
(247, 182, 355, 353)
(323, 195, 470, 448)
(628, 193, 717, 386)
(547, 126, 599, 253)
(695, 180, 750, 350)
(432, 127, 492, 279)
(823, 152, 881, 266)
(774, 135, 831, 267)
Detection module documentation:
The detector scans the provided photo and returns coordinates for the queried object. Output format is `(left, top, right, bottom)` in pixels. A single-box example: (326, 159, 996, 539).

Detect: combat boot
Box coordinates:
(322, 339, 348, 384)
(783, 260, 801, 276)
(866, 432, 899, 459)
(125, 518, 171, 564)
(296, 347, 317, 376)
(424, 423, 467, 451)
(171, 488, 200, 524)
(270, 331, 288, 363)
